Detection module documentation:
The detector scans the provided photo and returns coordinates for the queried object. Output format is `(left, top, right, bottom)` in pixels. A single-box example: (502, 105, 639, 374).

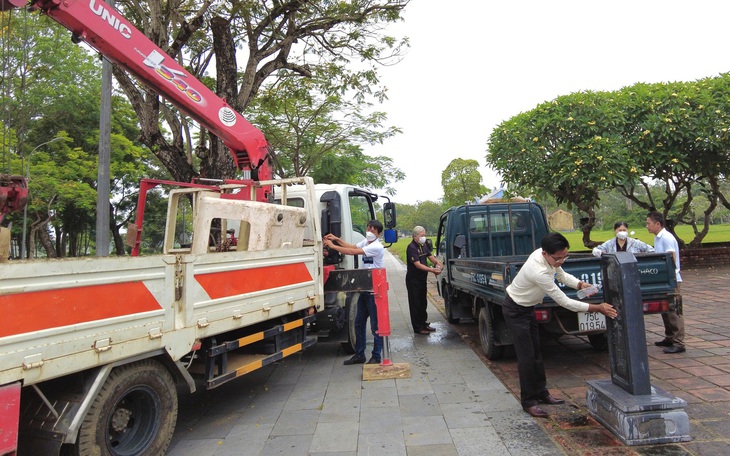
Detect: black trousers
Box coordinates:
(406, 273, 428, 332)
(502, 293, 549, 408)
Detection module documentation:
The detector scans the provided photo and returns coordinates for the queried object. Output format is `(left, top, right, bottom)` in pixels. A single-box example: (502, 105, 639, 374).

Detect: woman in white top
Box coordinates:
(592, 221, 654, 257)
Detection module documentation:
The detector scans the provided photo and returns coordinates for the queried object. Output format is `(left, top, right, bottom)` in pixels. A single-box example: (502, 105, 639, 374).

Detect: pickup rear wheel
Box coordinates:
(74, 359, 178, 456)
(443, 284, 459, 324)
(478, 307, 504, 360)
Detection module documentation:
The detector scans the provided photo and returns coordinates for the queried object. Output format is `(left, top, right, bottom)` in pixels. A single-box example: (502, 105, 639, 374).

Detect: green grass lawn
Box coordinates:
(388, 225, 730, 263)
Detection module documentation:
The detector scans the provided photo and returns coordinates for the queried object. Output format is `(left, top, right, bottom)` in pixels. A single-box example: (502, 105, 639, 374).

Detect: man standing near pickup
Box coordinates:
(503, 232, 618, 418)
(406, 226, 443, 335)
(324, 220, 385, 365)
(646, 211, 685, 354)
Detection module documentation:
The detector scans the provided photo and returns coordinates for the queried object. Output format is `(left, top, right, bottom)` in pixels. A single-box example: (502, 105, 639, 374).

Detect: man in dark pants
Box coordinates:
(503, 232, 617, 418)
(405, 226, 443, 335)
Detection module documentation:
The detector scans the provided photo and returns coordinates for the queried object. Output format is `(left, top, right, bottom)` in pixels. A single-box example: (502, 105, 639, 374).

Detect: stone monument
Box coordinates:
(586, 252, 690, 445)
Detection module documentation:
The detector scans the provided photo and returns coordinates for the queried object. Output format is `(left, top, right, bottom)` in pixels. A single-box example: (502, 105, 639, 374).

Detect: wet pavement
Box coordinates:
(426, 263, 730, 455)
(167, 250, 564, 455)
(167, 253, 730, 455)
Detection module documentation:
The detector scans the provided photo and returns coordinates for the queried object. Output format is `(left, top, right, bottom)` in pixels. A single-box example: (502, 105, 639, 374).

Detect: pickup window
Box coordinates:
(469, 213, 527, 234)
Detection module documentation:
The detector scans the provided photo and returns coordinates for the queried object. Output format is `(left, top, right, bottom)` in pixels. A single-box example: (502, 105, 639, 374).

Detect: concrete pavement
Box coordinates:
(167, 250, 565, 455)
(168, 251, 730, 455)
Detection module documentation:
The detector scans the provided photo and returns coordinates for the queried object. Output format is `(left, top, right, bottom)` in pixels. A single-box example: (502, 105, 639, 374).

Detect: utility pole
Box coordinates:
(96, 37, 112, 257)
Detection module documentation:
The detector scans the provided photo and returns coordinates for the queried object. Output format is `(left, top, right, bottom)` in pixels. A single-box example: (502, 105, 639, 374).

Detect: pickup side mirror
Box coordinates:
(383, 202, 396, 229)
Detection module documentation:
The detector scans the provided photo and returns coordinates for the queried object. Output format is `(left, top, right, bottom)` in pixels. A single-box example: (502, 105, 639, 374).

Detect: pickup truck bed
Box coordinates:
(443, 251, 677, 358)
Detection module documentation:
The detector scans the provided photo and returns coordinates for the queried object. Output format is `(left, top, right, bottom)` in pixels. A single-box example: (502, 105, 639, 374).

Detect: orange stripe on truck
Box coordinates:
(0, 282, 161, 338)
(196, 263, 313, 299)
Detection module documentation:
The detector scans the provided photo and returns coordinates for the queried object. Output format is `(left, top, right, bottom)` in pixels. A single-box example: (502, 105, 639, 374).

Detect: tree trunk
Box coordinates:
(205, 16, 240, 181)
(34, 220, 57, 259)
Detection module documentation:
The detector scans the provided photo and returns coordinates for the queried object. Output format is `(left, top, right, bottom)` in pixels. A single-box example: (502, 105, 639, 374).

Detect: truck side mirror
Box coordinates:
(383, 229, 397, 245)
(383, 202, 396, 229)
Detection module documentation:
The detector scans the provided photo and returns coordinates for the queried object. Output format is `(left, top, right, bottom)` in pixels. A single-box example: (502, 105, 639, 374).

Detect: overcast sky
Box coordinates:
(366, 0, 730, 205)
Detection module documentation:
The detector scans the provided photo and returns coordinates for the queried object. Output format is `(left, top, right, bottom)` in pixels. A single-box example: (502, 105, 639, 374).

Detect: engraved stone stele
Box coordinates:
(586, 252, 690, 446)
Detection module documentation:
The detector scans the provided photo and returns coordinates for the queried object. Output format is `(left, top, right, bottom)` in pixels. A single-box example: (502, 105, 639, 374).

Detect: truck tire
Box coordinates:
(73, 359, 178, 456)
(343, 292, 360, 354)
(443, 284, 460, 324)
(588, 333, 609, 351)
(478, 307, 504, 360)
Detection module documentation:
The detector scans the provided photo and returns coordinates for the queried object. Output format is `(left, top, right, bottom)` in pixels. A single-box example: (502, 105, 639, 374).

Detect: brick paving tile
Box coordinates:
(688, 387, 730, 402)
(704, 375, 730, 387)
(669, 377, 720, 392)
(650, 368, 693, 380)
(427, 263, 730, 455)
(681, 365, 728, 377)
(713, 364, 730, 373)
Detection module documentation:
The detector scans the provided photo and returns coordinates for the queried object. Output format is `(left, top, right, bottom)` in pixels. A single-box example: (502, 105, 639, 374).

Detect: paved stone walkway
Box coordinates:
(167, 250, 565, 455)
(168, 253, 730, 455)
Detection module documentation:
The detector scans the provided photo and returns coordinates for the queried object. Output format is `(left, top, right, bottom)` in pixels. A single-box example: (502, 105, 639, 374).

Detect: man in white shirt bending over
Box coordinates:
(503, 232, 617, 418)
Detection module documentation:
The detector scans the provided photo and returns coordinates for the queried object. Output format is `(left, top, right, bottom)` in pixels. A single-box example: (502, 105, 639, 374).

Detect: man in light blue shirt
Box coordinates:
(646, 211, 685, 354)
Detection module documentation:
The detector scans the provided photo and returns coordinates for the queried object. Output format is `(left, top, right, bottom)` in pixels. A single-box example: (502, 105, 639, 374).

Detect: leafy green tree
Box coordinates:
(310, 147, 405, 195)
(487, 91, 636, 247)
(2, 10, 167, 257)
(105, 0, 409, 187)
(442, 158, 487, 208)
(391, 200, 446, 240)
(249, 76, 403, 191)
(411, 200, 446, 235)
(616, 80, 729, 247)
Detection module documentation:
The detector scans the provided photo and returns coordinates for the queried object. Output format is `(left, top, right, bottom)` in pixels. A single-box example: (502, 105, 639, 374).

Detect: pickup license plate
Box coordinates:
(577, 312, 606, 331)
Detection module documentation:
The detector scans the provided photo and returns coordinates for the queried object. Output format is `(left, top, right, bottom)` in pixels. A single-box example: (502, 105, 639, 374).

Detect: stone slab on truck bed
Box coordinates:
(435, 200, 678, 360)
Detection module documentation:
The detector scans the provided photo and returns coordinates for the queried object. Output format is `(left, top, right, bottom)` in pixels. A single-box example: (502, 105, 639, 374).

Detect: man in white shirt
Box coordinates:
(324, 220, 385, 365)
(503, 232, 617, 418)
(646, 211, 685, 354)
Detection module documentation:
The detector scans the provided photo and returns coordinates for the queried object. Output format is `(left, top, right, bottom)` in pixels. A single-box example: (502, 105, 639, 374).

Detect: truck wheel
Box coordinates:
(443, 284, 459, 324)
(343, 293, 360, 354)
(588, 333, 609, 351)
(73, 359, 178, 456)
(478, 307, 504, 360)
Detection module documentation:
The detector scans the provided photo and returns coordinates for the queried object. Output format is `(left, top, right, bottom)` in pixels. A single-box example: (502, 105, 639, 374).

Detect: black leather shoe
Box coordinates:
(425, 325, 436, 332)
(523, 405, 549, 418)
(366, 358, 381, 364)
(654, 339, 673, 347)
(663, 345, 686, 354)
(539, 395, 565, 405)
(343, 355, 366, 365)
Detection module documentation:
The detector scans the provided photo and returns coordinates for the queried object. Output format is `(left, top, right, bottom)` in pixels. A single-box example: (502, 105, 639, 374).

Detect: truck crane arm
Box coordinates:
(3, 0, 271, 181)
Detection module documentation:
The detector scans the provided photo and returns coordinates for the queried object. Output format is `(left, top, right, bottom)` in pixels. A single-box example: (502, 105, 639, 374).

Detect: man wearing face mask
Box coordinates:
(324, 221, 385, 365)
(406, 226, 443, 335)
(592, 221, 655, 257)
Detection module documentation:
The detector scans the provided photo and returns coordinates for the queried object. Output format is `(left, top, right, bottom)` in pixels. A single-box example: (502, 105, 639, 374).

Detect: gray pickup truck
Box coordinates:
(435, 201, 678, 360)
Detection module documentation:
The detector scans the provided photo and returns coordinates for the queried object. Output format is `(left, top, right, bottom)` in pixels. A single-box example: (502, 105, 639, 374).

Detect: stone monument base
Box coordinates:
(586, 379, 691, 446)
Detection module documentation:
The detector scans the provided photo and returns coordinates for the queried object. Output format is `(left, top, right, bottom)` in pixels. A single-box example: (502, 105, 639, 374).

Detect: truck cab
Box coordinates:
(276, 183, 397, 350)
(437, 201, 547, 263)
